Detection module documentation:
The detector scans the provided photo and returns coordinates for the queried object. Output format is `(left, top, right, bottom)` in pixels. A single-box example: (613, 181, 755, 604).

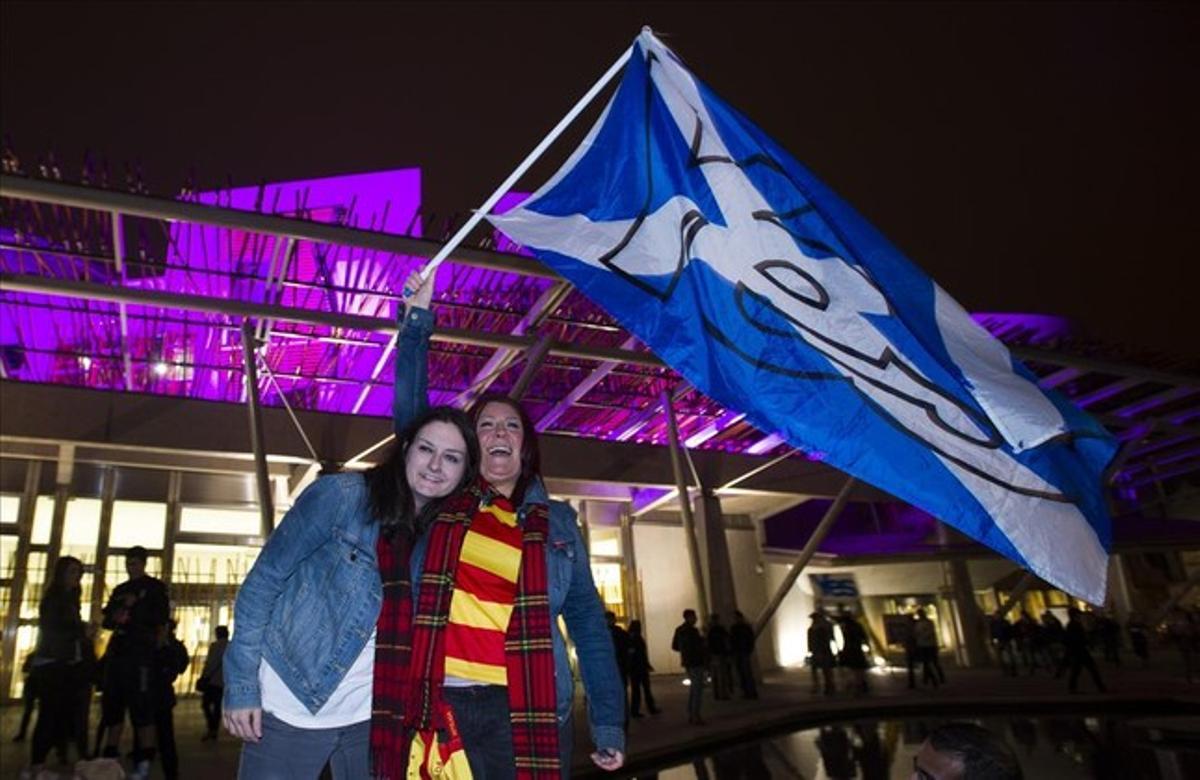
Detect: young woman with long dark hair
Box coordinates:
(223, 403, 479, 779)
(26, 555, 88, 773)
(372, 273, 624, 779)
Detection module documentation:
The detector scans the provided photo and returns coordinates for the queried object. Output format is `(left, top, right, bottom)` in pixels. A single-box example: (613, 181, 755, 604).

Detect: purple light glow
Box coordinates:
(0, 168, 1178, 484)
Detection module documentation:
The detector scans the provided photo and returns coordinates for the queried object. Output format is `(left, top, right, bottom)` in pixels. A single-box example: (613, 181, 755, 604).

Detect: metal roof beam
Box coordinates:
(0, 272, 665, 368)
(0, 175, 556, 279)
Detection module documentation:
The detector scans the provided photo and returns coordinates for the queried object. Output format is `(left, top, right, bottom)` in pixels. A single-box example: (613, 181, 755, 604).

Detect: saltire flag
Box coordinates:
(487, 30, 1116, 603)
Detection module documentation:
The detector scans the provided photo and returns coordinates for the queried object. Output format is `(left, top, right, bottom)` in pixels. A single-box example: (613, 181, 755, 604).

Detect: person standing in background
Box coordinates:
(706, 614, 733, 701)
(606, 611, 632, 726)
(627, 620, 659, 717)
(25, 556, 89, 775)
(672, 609, 707, 725)
(99, 546, 170, 780)
(198, 625, 229, 741)
(729, 610, 758, 699)
(152, 620, 190, 780)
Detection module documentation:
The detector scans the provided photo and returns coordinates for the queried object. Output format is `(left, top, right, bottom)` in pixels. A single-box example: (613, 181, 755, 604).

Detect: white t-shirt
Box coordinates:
(259, 629, 376, 729)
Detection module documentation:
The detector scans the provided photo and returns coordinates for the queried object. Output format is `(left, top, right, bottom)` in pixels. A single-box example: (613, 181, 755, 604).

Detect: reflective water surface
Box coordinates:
(647, 715, 1200, 779)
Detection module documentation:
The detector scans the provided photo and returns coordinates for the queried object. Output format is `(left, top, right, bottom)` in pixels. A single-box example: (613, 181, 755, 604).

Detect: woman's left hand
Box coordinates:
(590, 748, 625, 771)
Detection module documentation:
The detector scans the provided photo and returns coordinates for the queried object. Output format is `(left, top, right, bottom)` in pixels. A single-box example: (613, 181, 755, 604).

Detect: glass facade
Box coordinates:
(0, 465, 266, 699)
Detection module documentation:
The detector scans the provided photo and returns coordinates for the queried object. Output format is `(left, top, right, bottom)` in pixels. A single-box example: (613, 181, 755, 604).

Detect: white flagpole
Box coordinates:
(415, 39, 635, 283)
(349, 36, 636, 416)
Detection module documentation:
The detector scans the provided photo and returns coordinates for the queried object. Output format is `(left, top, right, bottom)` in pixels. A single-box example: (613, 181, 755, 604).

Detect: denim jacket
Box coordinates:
(396, 306, 625, 755)
(223, 473, 382, 714)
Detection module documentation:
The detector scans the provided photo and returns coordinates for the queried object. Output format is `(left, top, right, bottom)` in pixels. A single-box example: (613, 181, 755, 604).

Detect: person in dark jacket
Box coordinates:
(197, 625, 229, 741)
(706, 614, 733, 701)
(606, 611, 632, 725)
(99, 545, 170, 779)
(12, 653, 38, 742)
(836, 609, 870, 694)
(627, 620, 659, 717)
(729, 610, 758, 699)
(808, 611, 836, 696)
(1061, 607, 1106, 693)
(152, 619, 190, 780)
(671, 609, 707, 725)
(26, 555, 88, 774)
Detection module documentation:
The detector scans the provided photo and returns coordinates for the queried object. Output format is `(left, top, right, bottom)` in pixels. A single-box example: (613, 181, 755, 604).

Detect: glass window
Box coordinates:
(0, 494, 19, 524)
(31, 496, 55, 544)
(19, 552, 49, 620)
(589, 526, 621, 558)
(590, 561, 625, 618)
(0, 532, 16, 579)
(62, 498, 102, 547)
(109, 501, 166, 549)
(9, 624, 39, 698)
(180, 505, 261, 536)
(172, 543, 260, 587)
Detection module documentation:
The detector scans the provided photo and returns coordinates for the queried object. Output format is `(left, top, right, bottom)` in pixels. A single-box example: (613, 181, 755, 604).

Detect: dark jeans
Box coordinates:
(156, 703, 178, 780)
(918, 647, 941, 688)
(101, 649, 156, 728)
(1065, 651, 1106, 693)
(237, 712, 369, 779)
(31, 662, 82, 764)
(685, 666, 706, 720)
(444, 685, 516, 780)
(201, 686, 223, 735)
(629, 669, 658, 714)
(733, 652, 757, 699)
(16, 671, 38, 739)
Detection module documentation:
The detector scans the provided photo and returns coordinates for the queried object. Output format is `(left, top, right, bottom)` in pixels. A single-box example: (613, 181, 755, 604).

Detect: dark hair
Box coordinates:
(683, 609, 697, 620)
(216, 625, 229, 640)
(126, 545, 149, 562)
(927, 722, 1023, 780)
(365, 405, 479, 539)
(45, 555, 83, 598)
(469, 393, 540, 505)
(630, 619, 642, 635)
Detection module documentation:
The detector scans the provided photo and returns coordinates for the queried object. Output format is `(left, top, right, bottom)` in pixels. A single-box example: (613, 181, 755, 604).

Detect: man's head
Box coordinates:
(912, 722, 1022, 780)
(683, 609, 697, 625)
(125, 546, 149, 579)
(605, 610, 617, 627)
(215, 625, 230, 641)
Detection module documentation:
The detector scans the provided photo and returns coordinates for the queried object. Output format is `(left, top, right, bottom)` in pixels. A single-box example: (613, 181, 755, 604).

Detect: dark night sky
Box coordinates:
(3, 2, 1197, 360)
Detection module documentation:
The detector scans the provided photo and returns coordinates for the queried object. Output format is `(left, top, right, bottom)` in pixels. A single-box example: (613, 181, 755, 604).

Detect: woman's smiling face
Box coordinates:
(404, 420, 469, 509)
(475, 400, 524, 497)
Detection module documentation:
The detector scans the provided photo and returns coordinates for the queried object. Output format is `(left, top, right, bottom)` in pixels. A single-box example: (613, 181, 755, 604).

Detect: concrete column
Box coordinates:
(694, 490, 739, 622)
(46, 444, 76, 573)
(89, 468, 117, 626)
(618, 505, 641, 622)
(0, 460, 42, 699)
(948, 558, 990, 667)
(1107, 553, 1134, 620)
(161, 471, 183, 584)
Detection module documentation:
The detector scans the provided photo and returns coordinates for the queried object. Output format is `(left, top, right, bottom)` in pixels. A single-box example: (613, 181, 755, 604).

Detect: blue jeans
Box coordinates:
(444, 686, 515, 780)
(443, 686, 578, 778)
(237, 712, 369, 779)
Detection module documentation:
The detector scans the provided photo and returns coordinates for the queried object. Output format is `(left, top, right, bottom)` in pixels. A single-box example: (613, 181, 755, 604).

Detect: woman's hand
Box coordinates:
(224, 707, 263, 742)
(590, 748, 625, 771)
(402, 270, 435, 311)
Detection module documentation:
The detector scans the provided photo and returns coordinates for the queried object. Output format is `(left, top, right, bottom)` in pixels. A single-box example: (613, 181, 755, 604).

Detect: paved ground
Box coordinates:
(3, 660, 1198, 779)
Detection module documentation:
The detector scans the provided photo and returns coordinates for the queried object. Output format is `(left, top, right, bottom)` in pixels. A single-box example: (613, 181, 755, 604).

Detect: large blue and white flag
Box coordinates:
(488, 30, 1116, 603)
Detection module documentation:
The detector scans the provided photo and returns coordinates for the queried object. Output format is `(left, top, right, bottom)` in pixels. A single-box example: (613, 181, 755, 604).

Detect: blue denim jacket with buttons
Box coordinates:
(396, 305, 625, 755)
(222, 472, 382, 714)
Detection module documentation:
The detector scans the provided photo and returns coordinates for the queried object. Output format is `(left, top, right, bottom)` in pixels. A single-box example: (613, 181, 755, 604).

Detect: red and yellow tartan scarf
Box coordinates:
(372, 477, 559, 779)
(371, 527, 415, 780)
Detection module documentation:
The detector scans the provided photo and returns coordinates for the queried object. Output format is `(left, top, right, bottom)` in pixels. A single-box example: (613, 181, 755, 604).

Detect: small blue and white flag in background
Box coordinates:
(487, 30, 1116, 603)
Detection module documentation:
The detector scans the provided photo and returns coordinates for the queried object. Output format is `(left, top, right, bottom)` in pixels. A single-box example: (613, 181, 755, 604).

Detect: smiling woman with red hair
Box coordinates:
(376, 272, 625, 779)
